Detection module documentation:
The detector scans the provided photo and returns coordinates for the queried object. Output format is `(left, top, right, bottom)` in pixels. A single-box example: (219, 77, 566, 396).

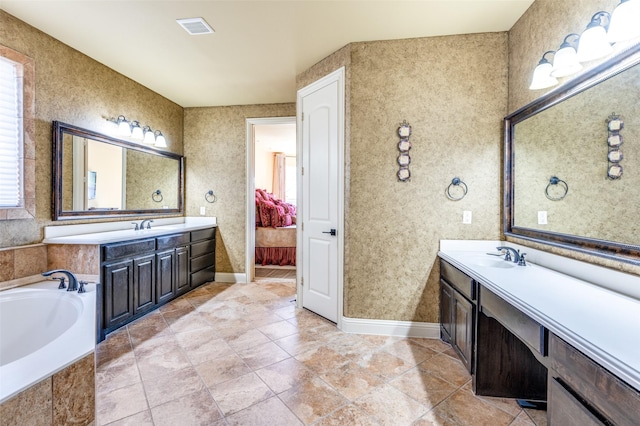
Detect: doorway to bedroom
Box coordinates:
(246, 117, 297, 283)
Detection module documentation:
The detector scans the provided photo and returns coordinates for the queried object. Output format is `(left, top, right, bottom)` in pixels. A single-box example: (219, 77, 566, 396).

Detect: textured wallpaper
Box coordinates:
(508, 0, 640, 275)
(0, 10, 183, 248)
(183, 104, 296, 273)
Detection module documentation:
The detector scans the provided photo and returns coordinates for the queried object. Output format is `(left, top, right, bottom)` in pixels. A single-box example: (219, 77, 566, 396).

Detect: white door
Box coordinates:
(297, 68, 344, 323)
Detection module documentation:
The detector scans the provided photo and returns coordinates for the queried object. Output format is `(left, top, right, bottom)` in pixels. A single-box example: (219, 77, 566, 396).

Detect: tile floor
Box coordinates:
(95, 275, 548, 426)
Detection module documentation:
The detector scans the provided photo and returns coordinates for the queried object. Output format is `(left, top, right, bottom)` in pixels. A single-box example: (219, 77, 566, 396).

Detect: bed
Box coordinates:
(255, 189, 297, 266)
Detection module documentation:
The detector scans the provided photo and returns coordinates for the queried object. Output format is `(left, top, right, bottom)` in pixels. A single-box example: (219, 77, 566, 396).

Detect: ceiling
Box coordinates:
(1, 0, 534, 108)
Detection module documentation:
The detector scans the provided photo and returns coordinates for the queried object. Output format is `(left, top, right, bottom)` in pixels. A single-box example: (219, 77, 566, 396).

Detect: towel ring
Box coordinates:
(152, 189, 163, 202)
(446, 177, 468, 201)
(545, 176, 568, 201)
(205, 190, 217, 203)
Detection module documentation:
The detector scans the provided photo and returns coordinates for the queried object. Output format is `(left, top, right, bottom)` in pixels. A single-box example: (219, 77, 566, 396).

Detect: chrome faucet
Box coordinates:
(140, 219, 154, 229)
(496, 246, 520, 263)
(42, 269, 79, 292)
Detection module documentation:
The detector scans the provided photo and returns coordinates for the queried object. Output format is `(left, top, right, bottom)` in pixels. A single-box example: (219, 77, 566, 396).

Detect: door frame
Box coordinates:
(296, 67, 345, 328)
(245, 116, 296, 284)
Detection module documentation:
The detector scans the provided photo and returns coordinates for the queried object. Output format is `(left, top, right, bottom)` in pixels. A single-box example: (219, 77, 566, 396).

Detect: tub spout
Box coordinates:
(42, 269, 79, 292)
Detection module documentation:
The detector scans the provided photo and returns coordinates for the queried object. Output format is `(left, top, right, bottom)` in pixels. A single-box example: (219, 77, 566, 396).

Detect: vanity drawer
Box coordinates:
(191, 239, 215, 257)
(191, 227, 215, 242)
(548, 378, 604, 426)
(191, 253, 214, 273)
(157, 233, 190, 250)
(440, 259, 475, 300)
(480, 287, 546, 355)
(549, 333, 640, 426)
(191, 266, 215, 287)
(103, 239, 156, 261)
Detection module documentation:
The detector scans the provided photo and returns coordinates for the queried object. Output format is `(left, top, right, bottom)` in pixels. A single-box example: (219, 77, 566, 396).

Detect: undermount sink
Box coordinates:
(468, 257, 517, 269)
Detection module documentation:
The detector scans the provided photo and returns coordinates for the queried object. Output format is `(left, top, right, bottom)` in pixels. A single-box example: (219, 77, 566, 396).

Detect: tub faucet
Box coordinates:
(140, 219, 154, 229)
(42, 269, 79, 292)
(496, 246, 520, 263)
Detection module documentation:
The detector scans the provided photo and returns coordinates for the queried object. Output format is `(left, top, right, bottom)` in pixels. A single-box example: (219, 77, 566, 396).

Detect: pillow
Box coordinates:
(259, 200, 275, 227)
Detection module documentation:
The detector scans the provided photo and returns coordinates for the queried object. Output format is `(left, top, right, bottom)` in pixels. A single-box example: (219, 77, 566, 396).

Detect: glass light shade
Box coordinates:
(608, 0, 640, 43)
(154, 130, 167, 148)
(117, 116, 131, 136)
(130, 121, 144, 140)
(529, 62, 558, 90)
(551, 45, 582, 77)
(143, 127, 156, 144)
(577, 25, 613, 62)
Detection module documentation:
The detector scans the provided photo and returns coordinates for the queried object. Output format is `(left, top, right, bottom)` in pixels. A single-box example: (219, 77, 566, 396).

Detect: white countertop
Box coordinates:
(439, 242, 640, 391)
(43, 217, 217, 245)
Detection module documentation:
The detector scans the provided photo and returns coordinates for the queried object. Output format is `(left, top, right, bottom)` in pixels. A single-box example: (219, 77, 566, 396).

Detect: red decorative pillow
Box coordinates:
(259, 200, 275, 227)
(270, 204, 286, 227)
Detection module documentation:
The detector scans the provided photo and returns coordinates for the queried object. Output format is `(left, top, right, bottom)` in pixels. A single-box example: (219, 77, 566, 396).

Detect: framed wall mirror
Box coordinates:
(53, 121, 184, 220)
(505, 43, 640, 264)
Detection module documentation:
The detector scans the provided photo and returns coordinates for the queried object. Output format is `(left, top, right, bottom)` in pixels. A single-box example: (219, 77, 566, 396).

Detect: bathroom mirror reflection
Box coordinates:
(505, 43, 640, 261)
(53, 121, 184, 220)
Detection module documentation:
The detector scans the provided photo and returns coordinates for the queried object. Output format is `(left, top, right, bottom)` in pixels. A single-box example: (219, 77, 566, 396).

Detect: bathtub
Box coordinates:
(0, 281, 96, 403)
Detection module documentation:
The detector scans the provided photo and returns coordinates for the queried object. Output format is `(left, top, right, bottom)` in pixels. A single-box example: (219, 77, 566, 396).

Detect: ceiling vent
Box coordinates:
(176, 18, 215, 35)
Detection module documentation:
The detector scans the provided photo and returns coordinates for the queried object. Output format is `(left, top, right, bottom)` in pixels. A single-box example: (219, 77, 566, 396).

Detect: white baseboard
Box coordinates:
(340, 316, 440, 339)
(215, 273, 247, 283)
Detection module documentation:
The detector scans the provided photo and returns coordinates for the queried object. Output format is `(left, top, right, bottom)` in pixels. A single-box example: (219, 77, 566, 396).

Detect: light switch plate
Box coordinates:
(463, 211, 472, 224)
(538, 211, 547, 225)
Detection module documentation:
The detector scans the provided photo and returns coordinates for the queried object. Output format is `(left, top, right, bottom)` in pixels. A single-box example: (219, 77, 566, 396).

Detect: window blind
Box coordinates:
(0, 56, 22, 208)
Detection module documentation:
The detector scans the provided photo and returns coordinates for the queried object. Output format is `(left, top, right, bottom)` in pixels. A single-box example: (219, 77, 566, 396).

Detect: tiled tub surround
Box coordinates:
(439, 240, 640, 393)
(0, 280, 97, 425)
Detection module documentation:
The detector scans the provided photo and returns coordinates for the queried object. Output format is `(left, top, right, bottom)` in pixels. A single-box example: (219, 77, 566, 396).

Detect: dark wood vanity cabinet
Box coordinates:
(548, 333, 640, 426)
(100, 227, 216, 339)
(439, 260, 476, 373)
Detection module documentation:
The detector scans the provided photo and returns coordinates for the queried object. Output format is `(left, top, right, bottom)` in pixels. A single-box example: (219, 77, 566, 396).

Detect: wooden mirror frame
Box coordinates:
(504, 43, 640, 264)
(52, 121, 184, 220)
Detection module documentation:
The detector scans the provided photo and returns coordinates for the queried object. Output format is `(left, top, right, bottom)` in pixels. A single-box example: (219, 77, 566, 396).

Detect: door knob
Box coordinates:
(322, 229, 337, 236)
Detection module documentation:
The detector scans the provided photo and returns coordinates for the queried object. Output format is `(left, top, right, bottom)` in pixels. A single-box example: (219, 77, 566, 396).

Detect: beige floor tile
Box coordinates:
(103, 409, 153, 426)
(196, 353, 252, 387)
(158, 296, 194, 313)
(279, 376, 348, 424)
(209, 372, 274, 416)
(274, 304, 297, 320)
(356, 349, 414, 380)
(258, 320, 299, 340)
(320, 362, 384, 400)
(165, 311, 214, 334)
(274, 332, 326, 357)
(127, 320, 171, 346)
(255, 357, 317, 394)
(383, 339, 438, 365)
(143, 367, 206, 408)
(409, 337, 452, 353)
(418, 353, 471, 387)
(95, 354, 141, 394)
(354, 384, 428, 426)
(150, 389, 223, 426)
(389, 367, 457, 409)
(175, 331, 235, 365)
(96, 382, 148, 425)
(511, 411, 537, 426)
(426, 388, 516, 426)
(358, 334, 403, 347)
(325, 334, 378, 361)
(136, 349, 192, 381)
(244, 312, 289, 328)
(237, 341, 292, 370)
(225, 396, 303, 426)
(295, 345, 349, 374)
(131, 333, 181, 359)
(127, 310, 167, 333)
(225, 328, 271, 351)
(524, 407, 548, 426)
(313, 404, 379, 426)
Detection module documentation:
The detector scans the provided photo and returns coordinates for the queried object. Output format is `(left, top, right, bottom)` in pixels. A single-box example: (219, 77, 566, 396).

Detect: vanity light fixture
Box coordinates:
(529, 51, 558, 90)
(106, 116, 168, 148)
(130, 120, 144, 140)
(551, 34, 582, 78)
(607, 0, 640, 43)
(577, 12, 613, 62)
(154, 130, 167, 148)
(142, 126, 155, 144)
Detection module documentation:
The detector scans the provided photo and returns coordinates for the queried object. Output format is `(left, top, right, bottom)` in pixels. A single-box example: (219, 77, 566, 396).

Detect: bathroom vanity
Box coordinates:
(439, 241, 640, 426)
(44, 219, 216, 341)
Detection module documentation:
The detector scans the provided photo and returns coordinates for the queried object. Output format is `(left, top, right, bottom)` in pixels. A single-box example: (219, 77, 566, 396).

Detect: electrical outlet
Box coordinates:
(538, 211, 548, 225)
(200, 206, 206, 216)
(463, 211, 472, 224)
